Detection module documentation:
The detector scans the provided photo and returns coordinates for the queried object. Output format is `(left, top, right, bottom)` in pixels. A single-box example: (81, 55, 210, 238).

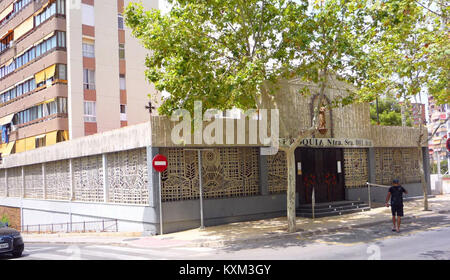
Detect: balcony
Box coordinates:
(0, 82, 68, 116)
(8, 114, 68, 142)
(0, 49, 66, 91)
(0, 0, 35, 38)
(0, 16, 66, 69)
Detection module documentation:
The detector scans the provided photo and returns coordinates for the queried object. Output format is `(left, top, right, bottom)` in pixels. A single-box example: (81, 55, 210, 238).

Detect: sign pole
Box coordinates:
(159, 172, 163, 235)
(152, 154, 168, 236)
(184, 148, 213, 230)
(198, 150, 205, 229)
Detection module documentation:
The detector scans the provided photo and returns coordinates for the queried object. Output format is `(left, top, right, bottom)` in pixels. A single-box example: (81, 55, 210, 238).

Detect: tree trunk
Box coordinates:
(286, 148, 296, 233)
(417, 146, 429, 211)
(284, 73, 328, 233)
(415, 95, 429, 211)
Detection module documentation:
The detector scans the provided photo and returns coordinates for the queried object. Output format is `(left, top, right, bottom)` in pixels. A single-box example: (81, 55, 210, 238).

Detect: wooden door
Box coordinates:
(295, 148, 345, 204)
(295, 148, 315, 204)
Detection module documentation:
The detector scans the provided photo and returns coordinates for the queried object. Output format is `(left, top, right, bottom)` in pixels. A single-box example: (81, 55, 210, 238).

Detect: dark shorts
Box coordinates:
(391, 204, 404, 217)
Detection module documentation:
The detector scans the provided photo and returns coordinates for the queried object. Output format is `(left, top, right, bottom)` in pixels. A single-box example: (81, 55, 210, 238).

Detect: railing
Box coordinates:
(21, 219, 118, 234)
(366, 182, 391, 208)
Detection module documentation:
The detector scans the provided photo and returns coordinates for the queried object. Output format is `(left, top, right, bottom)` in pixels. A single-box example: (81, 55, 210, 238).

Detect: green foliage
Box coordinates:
(125, 0, 380, 117)
(431, 160, 448, 174)
(357, 0, 449, 107)
(369, 98, 412, 126)
(125, 0, 307, 116)
(0, 215, 10, 225)
(125, 0, 447, 120)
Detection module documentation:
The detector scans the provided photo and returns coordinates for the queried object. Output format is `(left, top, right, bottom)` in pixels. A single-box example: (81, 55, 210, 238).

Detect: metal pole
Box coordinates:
(312, 187, 315, 220)
(159, 172, 163, 235)
(447, 111, 450, 173)
(437, 147, 441, 176)
(368, 183, 372, 209)
(198, 150, 205, 229)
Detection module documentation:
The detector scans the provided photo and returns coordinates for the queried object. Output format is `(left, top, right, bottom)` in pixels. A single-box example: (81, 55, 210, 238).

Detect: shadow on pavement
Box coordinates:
(217, 213, 450, 252)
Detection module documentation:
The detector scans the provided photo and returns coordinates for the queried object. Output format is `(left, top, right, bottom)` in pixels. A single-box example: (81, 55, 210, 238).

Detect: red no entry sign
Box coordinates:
(152, 154, 168, 172)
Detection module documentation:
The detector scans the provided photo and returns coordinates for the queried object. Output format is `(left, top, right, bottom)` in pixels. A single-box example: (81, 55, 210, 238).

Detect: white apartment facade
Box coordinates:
(0, 0, 158, 157)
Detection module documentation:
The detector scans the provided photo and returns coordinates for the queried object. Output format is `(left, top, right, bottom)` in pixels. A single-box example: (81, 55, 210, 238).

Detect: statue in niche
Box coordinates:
(318, 106, 328, 134)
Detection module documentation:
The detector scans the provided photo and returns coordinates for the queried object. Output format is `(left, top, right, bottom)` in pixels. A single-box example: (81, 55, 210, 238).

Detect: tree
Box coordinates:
(125, 0, 385, 232)
(358, 0, 449, 210)
(369, 97, 413, 126)
(431, 159, 448, 174)
(125, 0, 310, 116)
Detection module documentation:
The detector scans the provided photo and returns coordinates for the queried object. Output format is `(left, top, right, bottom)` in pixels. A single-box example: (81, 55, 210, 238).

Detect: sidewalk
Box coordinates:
(22, 194, 450, 249)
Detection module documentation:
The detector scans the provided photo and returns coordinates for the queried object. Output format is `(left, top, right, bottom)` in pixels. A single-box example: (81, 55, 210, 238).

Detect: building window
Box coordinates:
(56, 0, 66, 15)
(0, 77, 35, 105)
(35, 136, 46, 148)
(12, 97, 67, 126)
(0, 31, 13, 54)
(57, 31, 66, 48)
(119, 43, 125, 59)
(34, 0, 63, 28)
(82, 41, 95, 58)
(56, 64, 67, 81)
(120, 105, 127, 121)
(119, 75, 126, 90)
(118, 14, 124, 29)
(84, 101, 96, 122)
(83, 69, 95, 90)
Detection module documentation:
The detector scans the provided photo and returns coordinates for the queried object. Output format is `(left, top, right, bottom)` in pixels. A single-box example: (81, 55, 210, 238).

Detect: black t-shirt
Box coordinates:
(389, 185, 406, 206)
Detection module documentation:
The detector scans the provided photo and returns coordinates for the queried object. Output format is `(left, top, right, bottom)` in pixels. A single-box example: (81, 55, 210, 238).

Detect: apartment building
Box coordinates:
(410, 103, 426, 127)
(427, 95, 449, 164)
(0, 0, 157, 158)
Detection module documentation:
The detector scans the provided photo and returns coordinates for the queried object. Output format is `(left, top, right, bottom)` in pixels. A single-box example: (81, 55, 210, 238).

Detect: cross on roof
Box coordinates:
(145, 101, 155, 115)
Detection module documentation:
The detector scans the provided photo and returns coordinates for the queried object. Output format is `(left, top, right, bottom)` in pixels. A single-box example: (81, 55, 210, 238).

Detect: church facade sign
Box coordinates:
(280, 138, 373, 148)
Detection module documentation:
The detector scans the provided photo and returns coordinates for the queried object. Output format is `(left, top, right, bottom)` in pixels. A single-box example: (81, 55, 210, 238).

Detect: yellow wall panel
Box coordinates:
(35, 69, 46, 84)
(46, 131, 58, 146)
(25, 137, 35, 151)
(14, 16, 34, 41)
(15, 139, 26, 153)
(0, 143, 6, 154)
(45, 64, 56, 79)
(0, 4, 13, 22)
(3, 141, 15, 156)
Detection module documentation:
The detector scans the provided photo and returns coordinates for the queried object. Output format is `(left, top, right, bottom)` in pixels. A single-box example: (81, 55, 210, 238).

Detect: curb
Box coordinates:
(22, 241, 130, 247)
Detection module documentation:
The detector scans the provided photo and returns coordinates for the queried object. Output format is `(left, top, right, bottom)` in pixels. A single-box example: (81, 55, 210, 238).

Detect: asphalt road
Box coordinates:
(3, 214, 450, 260)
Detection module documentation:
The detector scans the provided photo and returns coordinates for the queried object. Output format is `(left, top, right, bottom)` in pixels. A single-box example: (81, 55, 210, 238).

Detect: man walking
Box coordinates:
(385, 179, 408, 232)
